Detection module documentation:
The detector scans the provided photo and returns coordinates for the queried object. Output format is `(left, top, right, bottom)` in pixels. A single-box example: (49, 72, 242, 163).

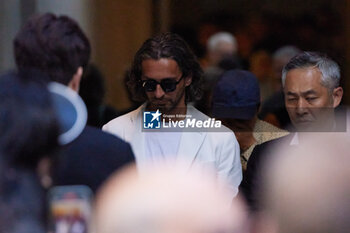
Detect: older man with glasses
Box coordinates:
(103, 33, 242, 197)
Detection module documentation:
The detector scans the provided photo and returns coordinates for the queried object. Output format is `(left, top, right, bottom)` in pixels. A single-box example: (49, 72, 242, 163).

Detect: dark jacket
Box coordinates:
(240, 134, 294, 210)
(53, 126, 135, 192)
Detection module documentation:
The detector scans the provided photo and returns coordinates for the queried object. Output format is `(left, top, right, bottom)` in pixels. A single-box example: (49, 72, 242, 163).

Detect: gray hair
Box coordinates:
(281, 51, 340, 91)
(207, 32, 237, 53)
(273, 45, 301, 61)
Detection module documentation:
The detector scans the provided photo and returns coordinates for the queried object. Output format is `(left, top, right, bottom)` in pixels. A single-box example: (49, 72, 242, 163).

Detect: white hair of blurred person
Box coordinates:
(207, 32, 238, 66)
(272, 46, 301, 91)
(258, 133, 350, 233)
(94, 162, 248, 233)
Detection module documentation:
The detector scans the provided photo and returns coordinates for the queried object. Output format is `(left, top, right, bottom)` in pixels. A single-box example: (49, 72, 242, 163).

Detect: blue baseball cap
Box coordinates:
(211, 69, 260, 120)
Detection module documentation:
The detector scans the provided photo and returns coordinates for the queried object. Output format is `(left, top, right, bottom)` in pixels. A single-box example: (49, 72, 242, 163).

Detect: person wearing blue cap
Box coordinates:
(14, 13, 135, 192)
(212, 69, 288, 171)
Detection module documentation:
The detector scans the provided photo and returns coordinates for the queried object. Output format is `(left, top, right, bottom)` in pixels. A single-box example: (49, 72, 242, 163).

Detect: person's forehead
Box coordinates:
(285, 67, 323, 88)
(216, 41, 235, 51)
(141, 58, 181, 77)
(141, 58, 179, 68)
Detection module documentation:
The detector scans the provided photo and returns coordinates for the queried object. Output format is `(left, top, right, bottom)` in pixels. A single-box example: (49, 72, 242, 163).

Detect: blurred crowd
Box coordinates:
(0, 10, 349, 233)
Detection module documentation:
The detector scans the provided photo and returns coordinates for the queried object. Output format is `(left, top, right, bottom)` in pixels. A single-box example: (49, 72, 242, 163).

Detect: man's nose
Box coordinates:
(154, 84, 165, 98)
(296, 98, 308, 115)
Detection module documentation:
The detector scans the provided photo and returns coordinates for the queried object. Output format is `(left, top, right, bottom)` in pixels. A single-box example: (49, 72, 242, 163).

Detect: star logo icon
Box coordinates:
(143, 110, 162, 129)
(150, 109, 162, 122)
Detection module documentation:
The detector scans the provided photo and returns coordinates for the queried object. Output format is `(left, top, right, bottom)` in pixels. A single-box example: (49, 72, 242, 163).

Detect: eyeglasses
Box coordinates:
(141, 76, 184, 93)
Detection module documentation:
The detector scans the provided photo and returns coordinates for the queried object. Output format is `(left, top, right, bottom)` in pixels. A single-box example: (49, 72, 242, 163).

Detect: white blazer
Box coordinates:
(103, 104, 242, 196)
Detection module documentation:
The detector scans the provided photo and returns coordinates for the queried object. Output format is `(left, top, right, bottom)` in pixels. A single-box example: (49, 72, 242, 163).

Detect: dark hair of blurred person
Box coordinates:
(0, 70, 60, 233)
(0, 70, 59, 169)
(127, 32, 203, 103)
(0, 157, 49, 233)
(14, 13, 90, 89)
(79, 64, 119, 128)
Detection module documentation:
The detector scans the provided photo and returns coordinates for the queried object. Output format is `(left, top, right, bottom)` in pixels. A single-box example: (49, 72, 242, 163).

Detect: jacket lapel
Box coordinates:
(129, 104, 147, 165)
(176, 105, 207, 170)
(176, 131, 206, 170)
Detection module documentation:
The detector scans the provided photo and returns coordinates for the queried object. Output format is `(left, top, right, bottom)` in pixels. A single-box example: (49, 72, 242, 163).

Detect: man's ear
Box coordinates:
(68, 67, 83, 92)
(332, 86, 343, 108)
(184, 75, 192, 87)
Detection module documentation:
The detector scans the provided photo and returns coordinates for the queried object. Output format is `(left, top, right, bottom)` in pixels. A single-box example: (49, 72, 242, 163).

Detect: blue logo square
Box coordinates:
(143, 110, 161, 129)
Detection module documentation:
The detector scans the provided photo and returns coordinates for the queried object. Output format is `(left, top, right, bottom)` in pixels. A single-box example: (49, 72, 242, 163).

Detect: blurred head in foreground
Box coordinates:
(0, 71, 60, 233)
(259, 134, 350, 233)
(94, 164, 248, 233)
(0, 70, 59, 169)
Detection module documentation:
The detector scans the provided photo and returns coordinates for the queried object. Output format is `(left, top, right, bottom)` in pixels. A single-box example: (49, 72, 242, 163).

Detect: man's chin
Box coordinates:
(148, 103, 173, 112)
(294, 121, 332, 132)
(293, 120, 313, 131)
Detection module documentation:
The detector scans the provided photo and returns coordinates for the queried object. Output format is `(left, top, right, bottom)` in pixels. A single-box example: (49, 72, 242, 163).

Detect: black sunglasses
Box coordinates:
(141, 76, 184, 93)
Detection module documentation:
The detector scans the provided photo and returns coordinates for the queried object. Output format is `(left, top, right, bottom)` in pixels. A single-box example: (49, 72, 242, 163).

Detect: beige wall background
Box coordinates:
(91, 1, 153, 110)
